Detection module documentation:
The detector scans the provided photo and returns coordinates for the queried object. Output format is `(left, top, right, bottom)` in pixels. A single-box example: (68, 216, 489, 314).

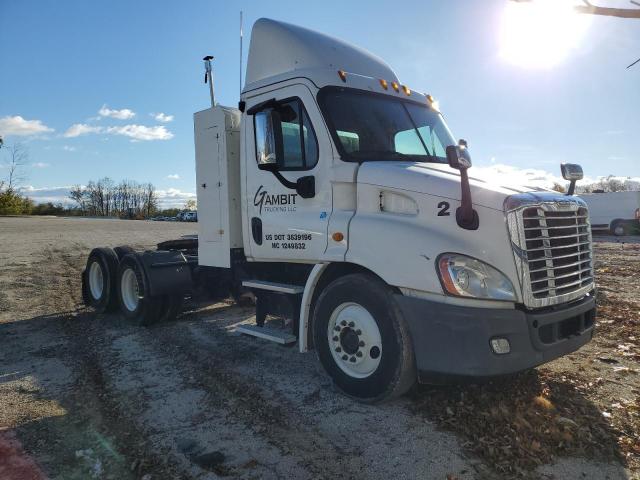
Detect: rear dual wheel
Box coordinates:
(83, 248, 183, 325)
(83, 248, 119, 313)
(117, 254, 178, 326)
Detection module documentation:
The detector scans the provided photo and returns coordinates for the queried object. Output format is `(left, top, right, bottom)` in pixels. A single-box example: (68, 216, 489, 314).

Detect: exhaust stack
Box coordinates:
(203, 55, 215, 107)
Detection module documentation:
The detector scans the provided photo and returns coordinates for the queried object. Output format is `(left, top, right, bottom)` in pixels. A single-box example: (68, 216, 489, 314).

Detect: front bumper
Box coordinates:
(395, 293, 596, 383)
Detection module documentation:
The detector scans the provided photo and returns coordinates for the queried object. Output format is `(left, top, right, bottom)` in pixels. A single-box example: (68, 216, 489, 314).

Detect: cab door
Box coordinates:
(244, 84, 332, 262)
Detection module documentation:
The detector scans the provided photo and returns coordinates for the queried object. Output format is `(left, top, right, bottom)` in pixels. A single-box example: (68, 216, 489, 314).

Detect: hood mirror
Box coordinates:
(446, 139, 478, 231)
(560, 163, 583, 195)
(446, 139, 472, 170)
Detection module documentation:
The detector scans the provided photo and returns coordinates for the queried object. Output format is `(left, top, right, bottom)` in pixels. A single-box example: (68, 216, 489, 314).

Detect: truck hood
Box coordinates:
(356, 161, 546, 211)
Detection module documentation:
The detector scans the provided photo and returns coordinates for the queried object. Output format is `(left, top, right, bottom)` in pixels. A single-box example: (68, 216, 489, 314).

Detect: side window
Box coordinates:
(253, 98, 319, 171)
(336, 130, 359, 153)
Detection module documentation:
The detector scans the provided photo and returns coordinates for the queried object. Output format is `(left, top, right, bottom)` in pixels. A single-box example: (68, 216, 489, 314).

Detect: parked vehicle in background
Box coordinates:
(581, 191, 640, 235)
(183, 211, 197, 222)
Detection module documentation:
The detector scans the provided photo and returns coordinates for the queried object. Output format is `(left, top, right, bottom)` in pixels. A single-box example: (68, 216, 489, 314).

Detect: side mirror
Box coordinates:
(255, 109, 283, 171)
(561, 163, 583, 181)
(446, 139, 472, 170)
(561, 163, 583, 196)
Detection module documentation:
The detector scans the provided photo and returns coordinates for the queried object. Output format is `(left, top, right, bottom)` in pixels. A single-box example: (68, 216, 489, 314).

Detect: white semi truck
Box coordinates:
(81, 19, 596, 402)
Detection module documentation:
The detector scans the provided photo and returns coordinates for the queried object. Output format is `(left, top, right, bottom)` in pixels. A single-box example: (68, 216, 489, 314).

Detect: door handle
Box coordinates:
(251, 217, 263, 245)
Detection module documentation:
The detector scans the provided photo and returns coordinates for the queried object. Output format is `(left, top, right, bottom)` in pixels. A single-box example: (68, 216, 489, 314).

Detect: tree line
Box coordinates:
(68, 178, 158, 219)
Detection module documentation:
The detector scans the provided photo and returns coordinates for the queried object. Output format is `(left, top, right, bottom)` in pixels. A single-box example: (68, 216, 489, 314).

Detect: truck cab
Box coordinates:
(190, 18, 597, 401)
(83, 18, 596, 403)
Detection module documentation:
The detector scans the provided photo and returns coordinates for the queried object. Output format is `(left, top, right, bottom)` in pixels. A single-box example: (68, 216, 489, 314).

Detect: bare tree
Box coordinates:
(1, 142, 29, 191)
(512, 0, 640, 18)
(69, 185, 87, 213)
(70, 178, 159, 219)
(511, 0, 640, 67)
(575, 0, 640, 19)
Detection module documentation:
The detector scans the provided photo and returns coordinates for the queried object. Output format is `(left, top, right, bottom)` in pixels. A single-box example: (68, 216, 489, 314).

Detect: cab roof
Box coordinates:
(244, 18, 399, 92)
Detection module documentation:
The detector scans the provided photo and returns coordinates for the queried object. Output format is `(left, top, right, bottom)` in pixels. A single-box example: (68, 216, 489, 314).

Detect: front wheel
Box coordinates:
(313, 273, 416, 403)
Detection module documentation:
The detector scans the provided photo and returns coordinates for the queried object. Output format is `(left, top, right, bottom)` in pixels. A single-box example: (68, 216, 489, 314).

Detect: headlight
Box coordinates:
(437, 253, 516, 301)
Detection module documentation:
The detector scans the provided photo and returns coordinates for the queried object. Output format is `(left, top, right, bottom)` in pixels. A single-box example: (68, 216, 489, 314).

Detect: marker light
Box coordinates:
(332, 232, 344, 242)
(379, 79, 388, 90)
(338, 70, 347, 82)
(402, 85, 411, 95)
(426, 94, 440, 112)
(391, 81, 400, 92)
(437, 253, 516, 301)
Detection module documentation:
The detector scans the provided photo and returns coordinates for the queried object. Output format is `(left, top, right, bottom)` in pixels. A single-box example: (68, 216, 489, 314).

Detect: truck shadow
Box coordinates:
(0, 309, 630, 479)
(407, 368, 626, 477)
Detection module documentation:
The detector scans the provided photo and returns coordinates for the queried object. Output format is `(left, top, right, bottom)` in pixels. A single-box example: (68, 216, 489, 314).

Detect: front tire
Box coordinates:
(117, 254, 162, 326)
(312, 273, 416, 403)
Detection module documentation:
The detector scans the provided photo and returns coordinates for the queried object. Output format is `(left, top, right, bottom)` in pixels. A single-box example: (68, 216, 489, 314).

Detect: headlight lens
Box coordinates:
(437, 253, 516, 301)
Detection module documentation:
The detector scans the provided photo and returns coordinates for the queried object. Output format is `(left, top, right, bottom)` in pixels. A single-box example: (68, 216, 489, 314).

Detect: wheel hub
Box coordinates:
(327, 302, 382, 378)
(121, 268, 140, 312)
(339, 328, 360, 355)
(88, 261, 104, 300)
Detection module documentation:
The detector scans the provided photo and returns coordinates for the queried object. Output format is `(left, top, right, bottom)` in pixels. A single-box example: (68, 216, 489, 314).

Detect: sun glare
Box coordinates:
(499, 0, 592, 69)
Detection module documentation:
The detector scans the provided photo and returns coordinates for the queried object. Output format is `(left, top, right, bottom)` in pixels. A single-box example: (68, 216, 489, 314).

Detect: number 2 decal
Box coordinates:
(437, 201, 450, 216)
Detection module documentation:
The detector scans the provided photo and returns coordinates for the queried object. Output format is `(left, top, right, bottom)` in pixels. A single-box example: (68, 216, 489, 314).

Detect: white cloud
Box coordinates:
(98, 104, 135, 120)
(63, 123, 173, 141)
(473, 164, 640, 191)
(62, 145, 77, 152)
(106, 124, 173, 141)
(22, 186, 75, 205)
(155, 188, 196, 208)
(0, 115, 54, 137)
(472, 163, 563, 188)
(32, 162, 50, 168)
(64, 123, 104, 138)
(167, 174, 180, 180)
(153, 112, 174, 123)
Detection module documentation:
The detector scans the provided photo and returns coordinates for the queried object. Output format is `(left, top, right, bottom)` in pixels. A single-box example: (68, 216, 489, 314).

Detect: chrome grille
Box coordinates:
(506, 199, 594, 308)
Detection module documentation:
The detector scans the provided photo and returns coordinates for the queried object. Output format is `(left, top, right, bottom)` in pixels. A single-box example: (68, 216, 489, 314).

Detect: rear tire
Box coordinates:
(83, 247, 119, 313)
(114, 245, 135, 261)
(312, 273, 416, 403)
(611, 220, 627, 236)
(117, 253, 162, 326)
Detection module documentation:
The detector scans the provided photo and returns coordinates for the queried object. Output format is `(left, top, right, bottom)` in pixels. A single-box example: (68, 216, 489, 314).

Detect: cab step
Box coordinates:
(235, 324, 297, 345)
(242, 280, 304, 294)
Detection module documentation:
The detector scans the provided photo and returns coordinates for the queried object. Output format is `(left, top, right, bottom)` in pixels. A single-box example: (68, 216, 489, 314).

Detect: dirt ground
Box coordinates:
(0, 216, 638, 480)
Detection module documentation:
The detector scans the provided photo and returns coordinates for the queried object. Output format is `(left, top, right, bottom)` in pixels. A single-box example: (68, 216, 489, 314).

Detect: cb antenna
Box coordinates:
(203, 55, 215, 108)
(239, 11, 243, 98)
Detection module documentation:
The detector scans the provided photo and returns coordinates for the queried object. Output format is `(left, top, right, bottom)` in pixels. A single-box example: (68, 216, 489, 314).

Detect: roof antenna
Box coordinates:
(239, 11, 243, 98)
(203, 55, 215, 108)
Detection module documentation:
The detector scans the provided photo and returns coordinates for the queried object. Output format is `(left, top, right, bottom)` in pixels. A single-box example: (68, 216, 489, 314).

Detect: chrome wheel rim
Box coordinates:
(88, 261, 104, 300)
(121, 268, 140, 312)
(327, 302, 382, 379)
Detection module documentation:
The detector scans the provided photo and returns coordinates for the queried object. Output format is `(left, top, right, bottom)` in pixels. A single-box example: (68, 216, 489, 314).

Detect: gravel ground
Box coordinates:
(0, 216, 637, 480)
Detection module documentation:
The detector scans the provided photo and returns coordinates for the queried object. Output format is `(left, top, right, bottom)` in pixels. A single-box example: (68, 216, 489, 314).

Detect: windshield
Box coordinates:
(318, 87, 456, 163)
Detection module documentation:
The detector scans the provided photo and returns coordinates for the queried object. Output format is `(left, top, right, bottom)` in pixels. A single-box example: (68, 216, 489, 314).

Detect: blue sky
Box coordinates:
(1, 0, 638, 206)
